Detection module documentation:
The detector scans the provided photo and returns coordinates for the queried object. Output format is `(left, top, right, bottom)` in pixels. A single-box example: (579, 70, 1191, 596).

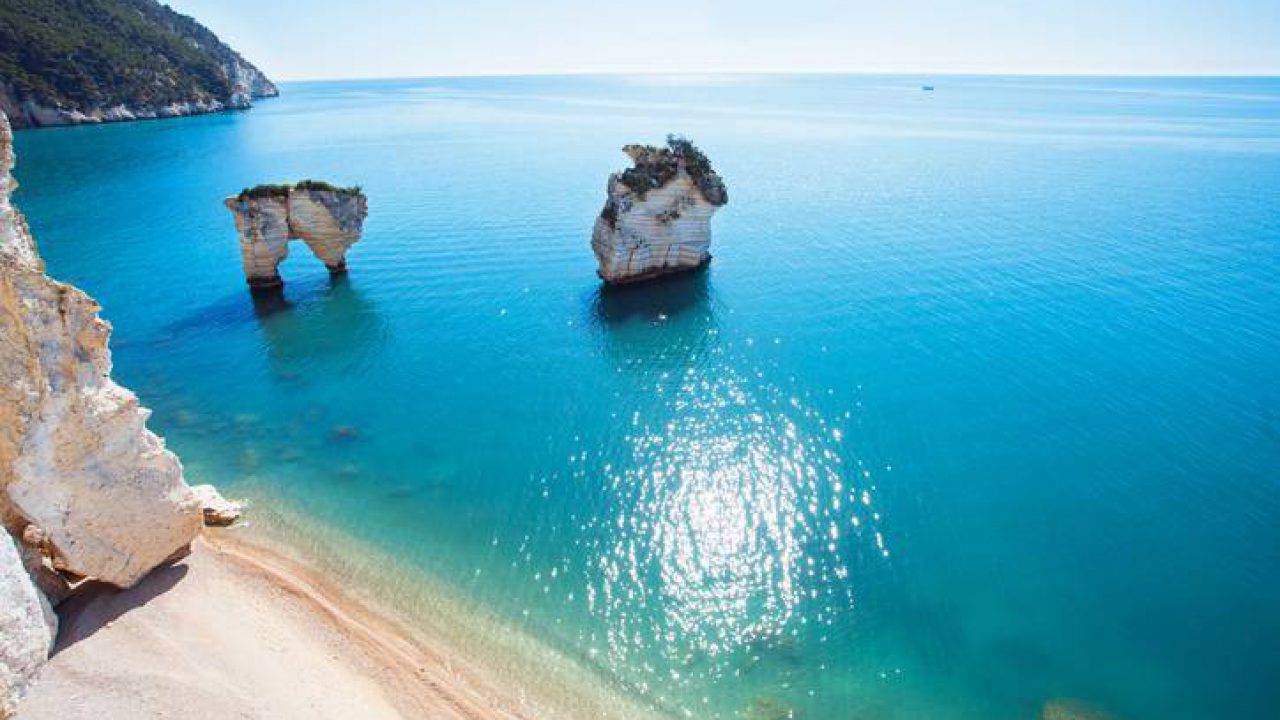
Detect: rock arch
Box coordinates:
(224, 182, 367, 289)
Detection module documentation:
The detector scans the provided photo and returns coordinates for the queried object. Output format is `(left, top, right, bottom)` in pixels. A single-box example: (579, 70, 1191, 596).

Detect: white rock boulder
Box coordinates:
(0, 531, 56, 719)
(190, 484, 244, 527)
(591, 136, 728, 284)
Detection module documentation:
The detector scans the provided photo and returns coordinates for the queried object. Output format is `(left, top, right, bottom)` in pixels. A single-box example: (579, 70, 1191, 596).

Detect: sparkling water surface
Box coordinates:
(12, 75, 1280, 719)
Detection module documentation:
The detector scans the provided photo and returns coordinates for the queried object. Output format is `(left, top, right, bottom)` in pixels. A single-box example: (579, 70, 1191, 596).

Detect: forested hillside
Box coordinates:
(0, 0, 276, 128)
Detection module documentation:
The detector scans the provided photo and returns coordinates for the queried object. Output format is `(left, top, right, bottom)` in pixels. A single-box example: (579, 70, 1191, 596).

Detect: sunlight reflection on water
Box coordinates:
(577, 366, 888, 689)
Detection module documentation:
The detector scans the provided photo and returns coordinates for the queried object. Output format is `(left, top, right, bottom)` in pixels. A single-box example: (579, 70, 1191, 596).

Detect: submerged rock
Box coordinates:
(744, 695, 797, 720)
(331, 425, 359, 441)
(224, 181, 368, 289)
(1041, 698, 1122, 720)
(591, 135, 728, 284)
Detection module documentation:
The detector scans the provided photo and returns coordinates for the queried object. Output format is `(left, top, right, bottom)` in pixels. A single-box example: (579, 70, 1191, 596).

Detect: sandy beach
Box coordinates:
(16, 534, 547, 720)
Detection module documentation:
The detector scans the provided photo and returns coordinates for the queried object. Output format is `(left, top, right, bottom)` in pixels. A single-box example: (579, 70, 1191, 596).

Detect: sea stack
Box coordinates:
(591, 135, 728, 284)
(1, 111, 239, 715)
(224, 182, 368, 290)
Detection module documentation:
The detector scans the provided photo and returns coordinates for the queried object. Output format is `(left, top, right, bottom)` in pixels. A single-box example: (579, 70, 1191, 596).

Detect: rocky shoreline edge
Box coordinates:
(1, 93, 277, 130)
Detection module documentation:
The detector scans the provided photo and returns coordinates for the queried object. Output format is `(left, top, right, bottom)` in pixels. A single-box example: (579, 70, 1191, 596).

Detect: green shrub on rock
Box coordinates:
(614, 135, 728, 206)
(236, 180, 361, 201)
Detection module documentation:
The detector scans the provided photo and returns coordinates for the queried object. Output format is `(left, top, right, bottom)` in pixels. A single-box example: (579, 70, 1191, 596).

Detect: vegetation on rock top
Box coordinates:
(616, 135, 728, 206)
(236, 180, 362, 201)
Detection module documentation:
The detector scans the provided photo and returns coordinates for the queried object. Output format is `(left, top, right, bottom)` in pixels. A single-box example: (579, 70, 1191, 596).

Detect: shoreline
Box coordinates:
(2, 96, 276, 131)
(207, 532, 534, 719)
(218, 487, 674, 719)
(19, 535, 514, 718)
(17, 525, 666, 719)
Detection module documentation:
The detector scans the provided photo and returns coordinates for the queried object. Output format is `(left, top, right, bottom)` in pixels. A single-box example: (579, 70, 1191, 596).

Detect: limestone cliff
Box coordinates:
(591, 136, 728, 284)
(225, 183, 368, 289)
(0, 531, 54, 719)
(0, 110, 230, 714)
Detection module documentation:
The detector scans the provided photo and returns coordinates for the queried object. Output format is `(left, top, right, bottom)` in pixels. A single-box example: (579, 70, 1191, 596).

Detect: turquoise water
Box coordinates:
(12, 75, 1280, 718)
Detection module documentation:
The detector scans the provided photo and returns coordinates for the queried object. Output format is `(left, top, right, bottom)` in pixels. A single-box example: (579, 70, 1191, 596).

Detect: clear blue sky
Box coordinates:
(168, 0, 1280, 80)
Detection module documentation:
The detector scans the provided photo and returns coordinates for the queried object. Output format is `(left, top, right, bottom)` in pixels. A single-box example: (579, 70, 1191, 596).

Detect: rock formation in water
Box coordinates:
(591, 135, 728, 284)
(0, 0, 278, 129)
(225, 182, 368, 289)
(0, 111, 239, 715)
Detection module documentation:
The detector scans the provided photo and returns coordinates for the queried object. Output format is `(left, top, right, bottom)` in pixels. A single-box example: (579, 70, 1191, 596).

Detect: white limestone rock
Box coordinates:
(0, 530, 56, 719)
(287, 189, 368, 271)
(0, 112, 203, 589)
(225, 192, 292, 287)
(591, 136, 728, 284)
(224, 184, 368, 288)
(190, 485, 244, 527)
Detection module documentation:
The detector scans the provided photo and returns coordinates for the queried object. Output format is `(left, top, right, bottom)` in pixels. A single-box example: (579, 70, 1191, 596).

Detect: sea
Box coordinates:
(12, 74, 1280, 719)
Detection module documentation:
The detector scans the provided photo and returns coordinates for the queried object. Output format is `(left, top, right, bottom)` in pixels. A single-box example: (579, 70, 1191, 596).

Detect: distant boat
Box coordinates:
(922, 85, 935, 91)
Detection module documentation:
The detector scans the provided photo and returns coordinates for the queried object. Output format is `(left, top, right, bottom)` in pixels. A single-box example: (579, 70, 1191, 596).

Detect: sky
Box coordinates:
(167, 0, 1280, 80)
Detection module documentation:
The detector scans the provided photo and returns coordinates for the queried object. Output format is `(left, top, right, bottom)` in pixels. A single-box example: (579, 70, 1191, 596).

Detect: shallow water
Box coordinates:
(13, 75, 1280, 719)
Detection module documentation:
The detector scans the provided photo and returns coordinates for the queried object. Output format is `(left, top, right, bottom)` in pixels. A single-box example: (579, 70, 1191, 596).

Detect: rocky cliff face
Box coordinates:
(225, 184, 368, 289)
(592, 137, 728, 284)
(0, 110, 224, 715)
(0, 531, 54, 720)
(0, 0, 278, 129)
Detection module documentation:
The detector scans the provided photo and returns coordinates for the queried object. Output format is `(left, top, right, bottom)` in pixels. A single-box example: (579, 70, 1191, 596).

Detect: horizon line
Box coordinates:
(267, 69, 1280, 83)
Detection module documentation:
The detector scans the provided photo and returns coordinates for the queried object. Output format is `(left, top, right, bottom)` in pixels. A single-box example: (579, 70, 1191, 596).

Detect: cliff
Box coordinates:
(0, 0, 277, 129)
(591, 136, 728, 284)
(0, 111, 234, 715)
(225, 182, 368, 289)
(0, 531, 53, 720)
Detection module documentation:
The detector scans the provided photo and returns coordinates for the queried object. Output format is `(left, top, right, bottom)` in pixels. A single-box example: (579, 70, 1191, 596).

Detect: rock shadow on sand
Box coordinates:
(50, 561, 189, 654)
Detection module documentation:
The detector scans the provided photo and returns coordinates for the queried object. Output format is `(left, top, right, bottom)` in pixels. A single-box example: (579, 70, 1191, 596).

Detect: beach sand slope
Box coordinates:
(17, 536, 527, 720)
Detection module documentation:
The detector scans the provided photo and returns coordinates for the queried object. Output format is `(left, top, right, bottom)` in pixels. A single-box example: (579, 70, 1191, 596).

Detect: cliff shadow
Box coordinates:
(51, 560, 189, 654)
